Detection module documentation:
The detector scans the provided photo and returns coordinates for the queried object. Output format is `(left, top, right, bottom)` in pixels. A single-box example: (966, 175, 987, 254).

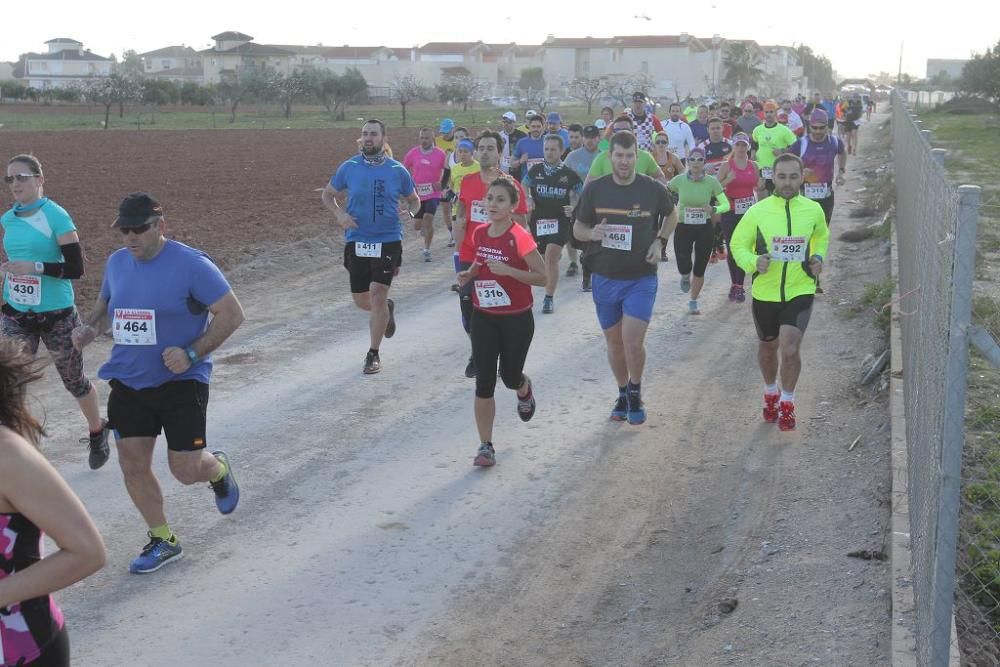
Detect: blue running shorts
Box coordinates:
(591, 273, 658, 329)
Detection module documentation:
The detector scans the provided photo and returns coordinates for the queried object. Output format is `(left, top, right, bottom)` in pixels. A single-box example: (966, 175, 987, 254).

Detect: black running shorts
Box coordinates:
(343, 241, 403, 294)
(108, 379, 209, 452)
(751, 295, 814, 341)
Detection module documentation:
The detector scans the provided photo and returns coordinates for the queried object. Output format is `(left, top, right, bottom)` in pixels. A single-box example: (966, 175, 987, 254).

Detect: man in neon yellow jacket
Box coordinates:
(730, 154, 829, 432)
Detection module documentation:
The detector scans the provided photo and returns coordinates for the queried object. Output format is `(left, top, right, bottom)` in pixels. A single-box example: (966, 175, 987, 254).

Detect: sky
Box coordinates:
(3, 0, 995, 80)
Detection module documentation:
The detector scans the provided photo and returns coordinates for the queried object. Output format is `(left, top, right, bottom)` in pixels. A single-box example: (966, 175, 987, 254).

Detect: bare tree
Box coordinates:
(436, 75, 488, 112)
(567, 77, 607, 115)
(216, 68, 272, 123)
(391, 75, 422, 127)
(85, 74, 142, 129)
(271, 71, 309, 119)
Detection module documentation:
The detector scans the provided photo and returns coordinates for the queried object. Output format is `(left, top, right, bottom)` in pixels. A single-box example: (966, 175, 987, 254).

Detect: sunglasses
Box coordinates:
(4, 173, 37, 184)
(810, 125, 828, 130)
(119, 222, 153, 235)
(655, 141, 669, 146)
(687, 157, 705, 163)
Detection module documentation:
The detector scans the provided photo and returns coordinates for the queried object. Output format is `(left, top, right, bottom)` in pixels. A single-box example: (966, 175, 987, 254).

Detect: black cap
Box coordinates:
(582, 125, 601, 137)
(113, 192, 163, 228)
(632, 91, 647, 102)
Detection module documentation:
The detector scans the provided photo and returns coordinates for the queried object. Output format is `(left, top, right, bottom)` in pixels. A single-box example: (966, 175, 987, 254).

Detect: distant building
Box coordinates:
(926, 59, 968, 82)
(140, 45, 203, 84)
(0, 62, 14, 81)
(760, 45, 807, 99)
(199, 32, 295, 85)
(19, 38, 112, 90)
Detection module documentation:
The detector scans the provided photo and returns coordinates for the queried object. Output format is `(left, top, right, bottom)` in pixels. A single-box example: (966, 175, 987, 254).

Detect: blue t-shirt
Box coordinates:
(564, 147, 600, 182)
(513, 136, 545, 168)
(1, 199, 77, 313)
(98, 241, 232, 390)
(330, 155, 415, 243)
(545, 128, 571, 151)
(689, 120, 710, 144)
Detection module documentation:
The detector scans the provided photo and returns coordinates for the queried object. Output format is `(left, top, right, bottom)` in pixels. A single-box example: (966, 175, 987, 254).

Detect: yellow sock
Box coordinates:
(210, 457, 228, 484)
(150, 524, 176, 543)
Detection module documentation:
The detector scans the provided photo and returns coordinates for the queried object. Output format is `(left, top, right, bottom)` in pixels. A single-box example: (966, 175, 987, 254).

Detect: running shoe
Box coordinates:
(384, 299, 396, 338)
(517, 377, 536, 422)
(465, 356, 476, 379)
(680, 275, 691, 293)
(83, 419, 111, 470)
(763, 392, 780, 423)
(447, 233, 456, 247)
(735, 287, 746, 303)
(363, 350, 381, 375)
(610, 395, 628, 422)
(451, 283, 459, 292)
(422, 248, 432, 262)
(582, 275, 592, 292)
(129, 533, 183, 574)
(688, 299, 700, 315)
(626, 388, 646, 425)
(566, 263, 578, 277)
(542, 295, 554, 314)
(474, 442, 496, 467)
(709, 250, 719, 264)
(778, 401, 796, 431)
(728, 285, 738, 301)
(209, 451, 240, 515)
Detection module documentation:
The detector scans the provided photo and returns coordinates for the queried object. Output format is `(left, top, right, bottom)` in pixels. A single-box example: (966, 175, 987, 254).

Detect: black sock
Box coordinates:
(369, 348, 379, 356)
(618, 385, 627, 397)
(628, 381, 641, 394)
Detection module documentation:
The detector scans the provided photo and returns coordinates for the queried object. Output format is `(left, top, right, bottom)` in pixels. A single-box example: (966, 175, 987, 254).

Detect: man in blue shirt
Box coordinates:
(511, 115, 546, 174)
(322, 119, 421, 374)
(544, 112, 570, 149)
(73, 192, 245, 574)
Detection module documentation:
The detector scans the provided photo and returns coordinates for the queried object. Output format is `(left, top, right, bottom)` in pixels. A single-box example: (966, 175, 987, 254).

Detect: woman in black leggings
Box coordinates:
(457, 179, 546, 467)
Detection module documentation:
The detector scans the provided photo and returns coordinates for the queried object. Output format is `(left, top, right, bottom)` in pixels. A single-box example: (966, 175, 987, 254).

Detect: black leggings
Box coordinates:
(32, 626, 70, 666)
(673, 223, 715, 278)
(471, 309, 534, 399)
(458, 261, 474, 334)
(720, 212, 746, 285)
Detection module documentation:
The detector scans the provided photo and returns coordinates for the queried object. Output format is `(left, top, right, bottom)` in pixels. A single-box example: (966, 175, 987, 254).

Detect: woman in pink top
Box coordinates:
(716, 133, 762, 302)
(0, 339, 105, 666)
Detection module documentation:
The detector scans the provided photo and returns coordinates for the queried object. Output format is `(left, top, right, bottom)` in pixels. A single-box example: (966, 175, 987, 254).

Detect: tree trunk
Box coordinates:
(587, 100, 593, 115)
(119, 100, 124, 118)
(401, 102, 407, 127)
(104, 103, 111, 129)
(284, 100, 291, 119)
(230, 100, 239, 123)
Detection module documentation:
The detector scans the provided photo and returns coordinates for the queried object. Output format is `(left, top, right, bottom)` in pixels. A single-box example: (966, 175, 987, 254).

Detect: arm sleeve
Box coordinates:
(43, 241, 83, 279)
(587, 153, 609, 180)
(189, 254, 233, 307)
(331, 162, 348, 190)
(397, 166, 415, 197)
(730, 208, 760, 274)
(810, 208, 830, 260)
(667, 174, 681, 193)
(640, 152, 661, 178)
(514, 225, 538, 257)
(714, 192, 731, 215)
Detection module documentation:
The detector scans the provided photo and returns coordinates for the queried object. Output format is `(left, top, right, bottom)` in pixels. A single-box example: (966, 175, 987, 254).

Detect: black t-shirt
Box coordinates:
(576, 174, 675, 279)
(524, 162, 582, 224)
(703, 140, 733, 175)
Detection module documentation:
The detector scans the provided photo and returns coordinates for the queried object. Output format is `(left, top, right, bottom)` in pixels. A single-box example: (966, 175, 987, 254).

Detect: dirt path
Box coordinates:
(32, 115, 893, 666)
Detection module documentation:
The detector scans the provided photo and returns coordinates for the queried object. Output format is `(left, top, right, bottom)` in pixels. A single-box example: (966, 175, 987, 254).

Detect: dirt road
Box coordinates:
(34, 116, 893, 666)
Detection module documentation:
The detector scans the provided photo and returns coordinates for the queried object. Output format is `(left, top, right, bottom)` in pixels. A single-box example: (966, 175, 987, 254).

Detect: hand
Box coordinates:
(486, 260, 513, 277)
(809, 257, 824, 277)
(645, 238, 663, 265)
(0, 261, 38, 275)
(563, 204, 575, 218)
(456, 270, 473, 286)
(590, 217, 609, 242)
(836, 173, 846, 187)
(71, 324, 96, 351)
(334, 208, 359, 230)
(162, 346, 193, 374)
(771, 148, 783, 157)
(397, 201, 416, 218)
(756, 254, 771, 274)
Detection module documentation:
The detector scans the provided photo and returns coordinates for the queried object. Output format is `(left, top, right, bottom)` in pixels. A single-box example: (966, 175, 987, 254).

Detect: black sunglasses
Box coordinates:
(119, 222, 153, 235)
(809, 125, 828, 130)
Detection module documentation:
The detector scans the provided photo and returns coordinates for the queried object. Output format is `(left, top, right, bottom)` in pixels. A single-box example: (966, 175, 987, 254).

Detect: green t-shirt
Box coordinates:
(587, 149, 662, 181)
(667, 174, 724, 224)
(751, 122, 797, 169)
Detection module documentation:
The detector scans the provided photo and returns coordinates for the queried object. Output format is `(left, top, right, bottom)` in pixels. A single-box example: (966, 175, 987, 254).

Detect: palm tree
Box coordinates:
(722, 43, 766, 98)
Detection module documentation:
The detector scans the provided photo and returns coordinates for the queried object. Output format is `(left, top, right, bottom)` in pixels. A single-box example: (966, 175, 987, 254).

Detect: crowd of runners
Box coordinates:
(0, 86, 862, 664)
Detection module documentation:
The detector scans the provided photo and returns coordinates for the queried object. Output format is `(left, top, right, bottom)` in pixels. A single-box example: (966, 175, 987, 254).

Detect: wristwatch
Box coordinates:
(34, 261, 44, 273)
(185, 347, 199, 364)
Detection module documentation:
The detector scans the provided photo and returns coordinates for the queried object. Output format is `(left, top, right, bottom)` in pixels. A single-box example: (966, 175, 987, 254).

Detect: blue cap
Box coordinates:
(546, 112, 561, 123)
(439, 118, 455, 133)
(457, 139, 474, 151)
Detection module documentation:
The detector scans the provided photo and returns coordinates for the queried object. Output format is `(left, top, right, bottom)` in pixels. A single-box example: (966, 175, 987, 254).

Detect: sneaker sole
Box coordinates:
(363, 366, 381, 375)
(212, 451, 240, 515)
(610, 413, 627, 422)
(778, 423, 796, 431)
(627, 412, 647, 425)
(130, 550, 183, 574)
(473, 455, 495, 467)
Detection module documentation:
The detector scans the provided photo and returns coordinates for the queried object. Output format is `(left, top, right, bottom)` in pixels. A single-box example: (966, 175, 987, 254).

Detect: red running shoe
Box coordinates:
(763, 392, 780, 423)
(709, 250, 720, 264)
(778, 401, 796, 431)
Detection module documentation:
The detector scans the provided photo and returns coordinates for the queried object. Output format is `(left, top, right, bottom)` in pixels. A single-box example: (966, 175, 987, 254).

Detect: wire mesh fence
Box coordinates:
(892, 90, 996, 666)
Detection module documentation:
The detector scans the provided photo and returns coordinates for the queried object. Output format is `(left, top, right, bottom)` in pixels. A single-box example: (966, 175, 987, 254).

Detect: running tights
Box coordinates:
(673, 223, 715, 278)
(470, 309, 534, 399)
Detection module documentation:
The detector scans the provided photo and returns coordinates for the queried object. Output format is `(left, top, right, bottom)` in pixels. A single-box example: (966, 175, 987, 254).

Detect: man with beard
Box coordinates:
(662, 102, 696, 162)
(322, 119, 421, 374)
(624, 91, 664, 152)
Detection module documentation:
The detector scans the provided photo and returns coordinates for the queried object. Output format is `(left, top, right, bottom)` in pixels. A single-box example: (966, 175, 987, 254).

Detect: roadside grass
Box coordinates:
(859, 278, 893, 332)
(923, 107, 1000, 641)
(0, 102, 598, 133)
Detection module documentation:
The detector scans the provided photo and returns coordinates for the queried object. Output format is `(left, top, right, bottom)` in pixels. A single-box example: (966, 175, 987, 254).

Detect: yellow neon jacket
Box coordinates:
(730, 194, 830, 303)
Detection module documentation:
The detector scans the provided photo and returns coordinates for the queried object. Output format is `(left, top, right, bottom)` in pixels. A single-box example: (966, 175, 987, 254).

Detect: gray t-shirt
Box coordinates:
(576, 174, 674, 280)
(565, 147, 600, 182)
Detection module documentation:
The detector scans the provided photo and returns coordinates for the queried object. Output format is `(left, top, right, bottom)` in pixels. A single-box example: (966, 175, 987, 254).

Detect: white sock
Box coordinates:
(765, 384, 778, 395)
(780, 390, 794, 403)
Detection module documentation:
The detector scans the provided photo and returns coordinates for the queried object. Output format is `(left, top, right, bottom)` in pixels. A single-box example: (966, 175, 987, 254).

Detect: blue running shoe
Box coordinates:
(627, 389, 646, 425)
(610, 395, 628, 421)
(210, 451, 240, 515)
(129, 533, 183, 574)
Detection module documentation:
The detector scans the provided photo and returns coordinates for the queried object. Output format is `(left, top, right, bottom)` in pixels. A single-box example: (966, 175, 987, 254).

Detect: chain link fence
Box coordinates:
(892, 90, 998, 666)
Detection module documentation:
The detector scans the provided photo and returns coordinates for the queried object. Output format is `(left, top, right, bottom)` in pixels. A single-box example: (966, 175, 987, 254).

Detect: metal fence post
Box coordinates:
(932, 184, 982, 666)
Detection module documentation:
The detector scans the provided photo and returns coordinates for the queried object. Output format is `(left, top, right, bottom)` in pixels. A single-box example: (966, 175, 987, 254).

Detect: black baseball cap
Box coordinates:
(113, 192, 163, 228)
(582, 125, 601, 137)
(632, 91, 647, 102)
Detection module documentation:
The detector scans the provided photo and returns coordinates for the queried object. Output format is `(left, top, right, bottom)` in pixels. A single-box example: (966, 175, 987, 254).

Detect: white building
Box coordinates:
(20, 38, 112, 90)
(199, 32, 295, 85)
(140, 46, 203, 83)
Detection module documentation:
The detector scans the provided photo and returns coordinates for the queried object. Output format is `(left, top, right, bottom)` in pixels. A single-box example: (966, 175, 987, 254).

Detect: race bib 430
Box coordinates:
(7, 275, 41, 306)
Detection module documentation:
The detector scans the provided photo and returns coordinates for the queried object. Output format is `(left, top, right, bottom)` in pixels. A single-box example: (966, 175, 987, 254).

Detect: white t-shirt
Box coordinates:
(663, 120, 696, 159)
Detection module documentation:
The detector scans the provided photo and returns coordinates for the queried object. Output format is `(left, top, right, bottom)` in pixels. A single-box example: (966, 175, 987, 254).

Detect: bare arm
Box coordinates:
(162, 291, 245, 374)
(321, 184, 358, 230)
(71, 294, 109, 351)
(453, 199, 467, 253)
(0, 430, 105, 609)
